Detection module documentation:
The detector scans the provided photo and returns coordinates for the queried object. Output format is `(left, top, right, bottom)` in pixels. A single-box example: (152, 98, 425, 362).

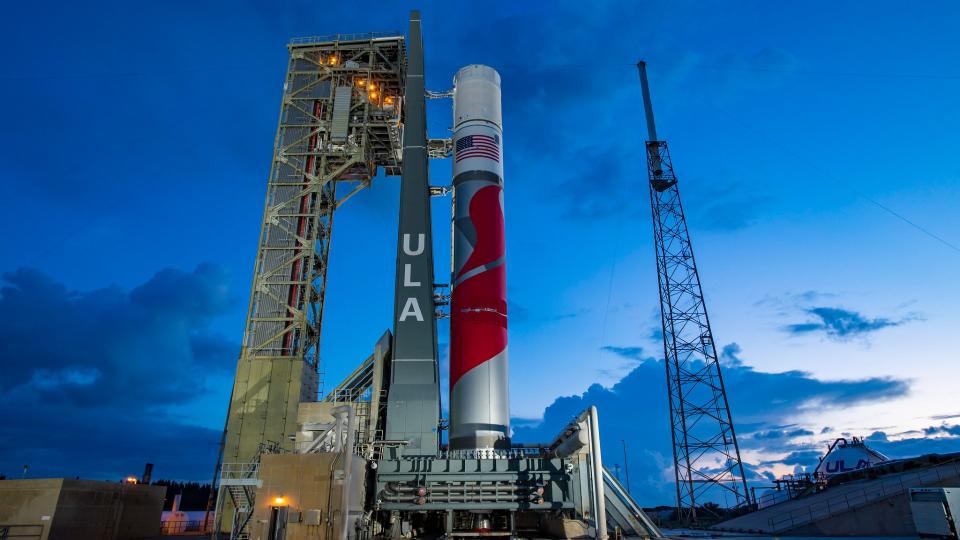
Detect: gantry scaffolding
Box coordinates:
(217, 32, 406, 535)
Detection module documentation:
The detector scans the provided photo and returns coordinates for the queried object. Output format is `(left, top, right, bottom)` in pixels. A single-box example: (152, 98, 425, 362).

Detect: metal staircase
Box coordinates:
(213, 441, 282, 540)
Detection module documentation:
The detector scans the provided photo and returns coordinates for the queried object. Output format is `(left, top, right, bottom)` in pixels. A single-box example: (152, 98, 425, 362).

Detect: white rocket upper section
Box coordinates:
(452, 65, 503, 180)
(453, 65, 502, 130)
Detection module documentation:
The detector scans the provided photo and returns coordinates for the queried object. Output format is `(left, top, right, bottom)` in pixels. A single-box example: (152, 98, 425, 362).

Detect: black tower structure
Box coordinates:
(637, 62, 750, 522)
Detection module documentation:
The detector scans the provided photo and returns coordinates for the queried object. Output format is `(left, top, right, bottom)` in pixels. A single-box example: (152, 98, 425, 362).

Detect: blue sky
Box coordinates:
(1, 0, 959, 505)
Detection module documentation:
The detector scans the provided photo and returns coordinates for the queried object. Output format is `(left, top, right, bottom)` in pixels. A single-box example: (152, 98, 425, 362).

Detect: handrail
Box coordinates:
(766, 459, 960, 532)
(218, 462, 260, 481)
(289, 32, 402, 46)
(160, 518, 211, 534)
(602, 466, 664, 538)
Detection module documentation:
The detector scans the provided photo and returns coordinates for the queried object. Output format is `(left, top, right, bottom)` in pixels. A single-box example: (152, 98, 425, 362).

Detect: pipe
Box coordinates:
(379, 491, 534, 500)
(588, 406, 608, 540)
(339, 405, 356, 540)
(378, 493, 537, 503)
(383, 485, 541, 495)
(392, 487, 537, 494)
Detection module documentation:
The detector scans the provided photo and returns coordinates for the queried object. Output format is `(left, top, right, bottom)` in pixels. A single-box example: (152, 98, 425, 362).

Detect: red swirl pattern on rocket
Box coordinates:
(450, 184, 507, 388)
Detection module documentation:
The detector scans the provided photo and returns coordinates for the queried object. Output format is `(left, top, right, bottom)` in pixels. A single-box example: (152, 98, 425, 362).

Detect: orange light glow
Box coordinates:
(369, 92, 378, 99)
(384, 97, 394, 105)
(124, 476, 138, 484)
(356, 79, 365, 86)
(328, 56, 338, 65)
(368, 83, 376, 90)
(273, 496, 287, 506)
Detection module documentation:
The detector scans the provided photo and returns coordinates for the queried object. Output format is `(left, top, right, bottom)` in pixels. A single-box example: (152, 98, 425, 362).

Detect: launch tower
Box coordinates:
(217, 29, 407, 531)
(213, 12, 663, 540)
(638, 62, 750, 522)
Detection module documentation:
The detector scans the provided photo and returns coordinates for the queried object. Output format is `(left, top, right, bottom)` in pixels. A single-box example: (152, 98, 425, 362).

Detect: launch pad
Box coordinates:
(212, 10, 661, 540)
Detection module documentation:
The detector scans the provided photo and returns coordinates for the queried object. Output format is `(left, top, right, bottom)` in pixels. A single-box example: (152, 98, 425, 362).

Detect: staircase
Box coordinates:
(226, 484, 253, 540)
(213, 442, 282, 540)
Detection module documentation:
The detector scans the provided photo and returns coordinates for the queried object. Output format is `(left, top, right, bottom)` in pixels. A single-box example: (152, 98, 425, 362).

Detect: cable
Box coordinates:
(704, 105, 960, 256)
(682, 64, 960, 81)
(596, 215, 626, 368)
(859, 196, 960, 254)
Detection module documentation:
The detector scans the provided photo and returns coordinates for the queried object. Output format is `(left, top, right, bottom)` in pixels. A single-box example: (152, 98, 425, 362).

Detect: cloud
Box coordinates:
(773, 450, 823, 470)
(513, 343, 909, 505)
(922, 423, 960, 437)
(507, 300, 532, 324)
(684, 180, 772, 231)
(720, 343, 745, 367)
(655, 47, 800, 107)
(754, 290, 839, 317)
(508, 299, 588, 327)
(750, 47, 799, 73)
(0, 265, 238, 480)
(548, 147, 641, 220)
(648, 328, 664, 342)
(600, 345, 645, 361)
(753, 428, 814, 440)
(428, 4, 797, 230)
(864, 428, 960, 459)
(783, 306, 909, 340)
(546, 146, 771, 230)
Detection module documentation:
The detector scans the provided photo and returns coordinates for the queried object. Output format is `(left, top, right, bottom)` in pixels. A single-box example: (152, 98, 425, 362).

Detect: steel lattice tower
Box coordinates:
(216, 33, 407, 534)
(638, 62, 750, 522)
(224, 33, 406, 462)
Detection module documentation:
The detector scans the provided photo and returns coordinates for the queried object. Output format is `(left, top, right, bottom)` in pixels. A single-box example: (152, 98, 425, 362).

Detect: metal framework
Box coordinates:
(218, 33, 406, 537)
(648, 142, 749, 520)
(639, 62, 749, 522)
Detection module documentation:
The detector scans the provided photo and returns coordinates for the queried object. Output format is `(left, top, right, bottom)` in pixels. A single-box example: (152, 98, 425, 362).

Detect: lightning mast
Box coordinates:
(637, 61, 750, 522)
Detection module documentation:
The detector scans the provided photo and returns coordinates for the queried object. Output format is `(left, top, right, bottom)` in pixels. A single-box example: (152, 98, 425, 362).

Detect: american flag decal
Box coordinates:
(455, 134, 500, 163)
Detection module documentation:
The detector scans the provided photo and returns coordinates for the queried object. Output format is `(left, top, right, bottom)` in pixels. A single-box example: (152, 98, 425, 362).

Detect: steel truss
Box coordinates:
(647, 141, 750, 521)
(218, 33, 406, 538)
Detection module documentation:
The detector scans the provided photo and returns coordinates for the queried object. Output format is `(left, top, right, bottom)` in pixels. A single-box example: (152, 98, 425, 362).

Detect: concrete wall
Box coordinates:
(251, 453, 366, 540)
(51, 480, 166, 539)
(716, 459, 960, 536)
(0, 479, 164, 540)
(790, 490, 916, 536)
(0, 478, 62, 540)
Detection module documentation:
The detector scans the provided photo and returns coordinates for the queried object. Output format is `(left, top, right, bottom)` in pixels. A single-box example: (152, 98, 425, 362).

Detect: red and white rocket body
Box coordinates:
(449, 65, 510, 454)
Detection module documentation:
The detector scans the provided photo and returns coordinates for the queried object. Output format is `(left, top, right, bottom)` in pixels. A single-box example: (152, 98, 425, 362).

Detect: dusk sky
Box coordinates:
(2, 1, 959, 505)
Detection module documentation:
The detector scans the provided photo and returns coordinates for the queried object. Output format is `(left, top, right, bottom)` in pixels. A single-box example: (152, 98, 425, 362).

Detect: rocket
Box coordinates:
(449, 65, 510, 454)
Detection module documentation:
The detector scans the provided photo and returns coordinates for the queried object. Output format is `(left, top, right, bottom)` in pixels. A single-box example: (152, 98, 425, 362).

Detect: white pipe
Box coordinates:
(302, 425, 337, 454)
(589, 406, 608, 540)
(339, 405, 356, 540)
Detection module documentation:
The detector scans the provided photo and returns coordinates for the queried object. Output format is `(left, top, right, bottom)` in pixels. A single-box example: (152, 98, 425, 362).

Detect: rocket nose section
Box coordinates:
(453, 64, 502, 129)
(454, 64, 501, 85)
